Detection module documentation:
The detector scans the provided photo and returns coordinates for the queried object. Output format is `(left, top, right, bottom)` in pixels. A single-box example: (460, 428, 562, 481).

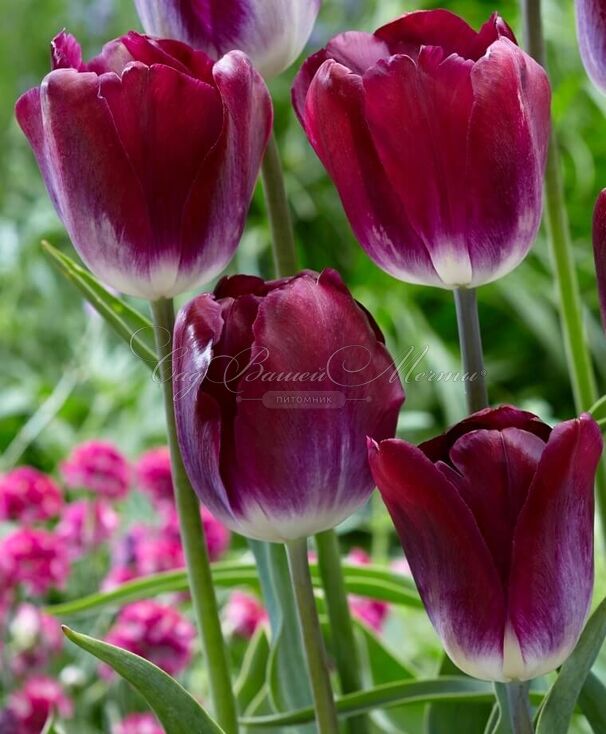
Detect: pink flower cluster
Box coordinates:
(0, 468, 63, 523)
(135, 447, 174, 508)
(7, 677, 72, 734)
(61, 440, 131, 500)
(4, 604, 63, 679)
(114, 713, 164, 734)
(223, 592, 267, 639)
(104, 601, 196, 678)
(56, 499, 119, 558)
(0, 529, 69, 596)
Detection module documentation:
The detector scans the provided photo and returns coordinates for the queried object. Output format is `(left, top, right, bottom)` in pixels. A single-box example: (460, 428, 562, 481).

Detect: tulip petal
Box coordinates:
(577, 0, 606, 92)
(369, 438, 507, 680)
(363, 51, 476, 286)
(38, 69, 157, 297)
(99, 62, 224, 296)
(507, 414, 602, 680)
(592, 189, 606, 331)
(464, 38, 551, 286)
(448, 427, 545, 583)
(176, 51, 272, 293)
(227, 270, 405, 541)
(420, 405, 552, 463)
(301, 58, 439, 286)
(173, 295, 237, 526)
(134, 0, 321, 79)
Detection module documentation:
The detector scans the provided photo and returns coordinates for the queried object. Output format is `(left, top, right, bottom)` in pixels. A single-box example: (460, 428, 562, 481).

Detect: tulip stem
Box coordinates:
(150, 298, 239, 734)
(454, 288, 489, 412)
(315, 530, 370, 734)
(286, 537, 340, 734)
(261, 131, 298, 277)
(521, 0, 606, 541)
(495, 682, 534, 734)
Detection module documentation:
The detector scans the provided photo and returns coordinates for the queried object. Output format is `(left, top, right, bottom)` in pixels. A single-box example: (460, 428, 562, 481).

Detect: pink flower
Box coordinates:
(0, 467, 63, 523)
(347, 548, 389, 633)
(135, 447, 174, 508)
(223, 592, 267, 639)
(9, 677, 72, 734)
(7, 603, 63, 678)
(61, 441, 130, 500)
(105, 601, 195, 677)
(0, 529, 70, 595)
(114, 713, 164, 734)
(163, 508, 230, 563)
(56, 500, 119, 557)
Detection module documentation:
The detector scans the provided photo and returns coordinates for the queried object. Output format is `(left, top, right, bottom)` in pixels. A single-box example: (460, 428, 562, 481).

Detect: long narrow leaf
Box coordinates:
(63, 627, 224, 734)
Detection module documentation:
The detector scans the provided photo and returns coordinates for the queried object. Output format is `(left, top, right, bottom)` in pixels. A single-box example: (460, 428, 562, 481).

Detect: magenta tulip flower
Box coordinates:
(173, 269, 405, 542)
(577, 0, 606, 91)
(369, 407, 602, 682)
(134, 0, 321, 79)
(15, 31, 272, 300)
(293, 10, 551, 289)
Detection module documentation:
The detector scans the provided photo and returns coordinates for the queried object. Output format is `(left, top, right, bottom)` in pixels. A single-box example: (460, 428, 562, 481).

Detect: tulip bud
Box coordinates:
(15, 31, 272, 300)
(173, 269, 405, 542)
(133, 0, 321, 79)
(593, 189, 606, 330)
(293, 10, 551, 289)
(576, 0, 606, 91)
(369, 407, 602, 682)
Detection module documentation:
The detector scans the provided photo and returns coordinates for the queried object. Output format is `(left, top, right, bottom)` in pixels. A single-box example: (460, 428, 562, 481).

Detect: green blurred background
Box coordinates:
(1, 0, 604, 471)
(0, 1, 605, 731)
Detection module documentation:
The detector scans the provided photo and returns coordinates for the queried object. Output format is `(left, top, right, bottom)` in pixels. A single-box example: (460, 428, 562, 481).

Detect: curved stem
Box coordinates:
(520, 0, 606, 539)
(150, 298, 239, 734)
(261, 132, 298, 277)
(454, 288, 489, 412)
(286, 537, 340, 734)
(315, 530, 369, 734)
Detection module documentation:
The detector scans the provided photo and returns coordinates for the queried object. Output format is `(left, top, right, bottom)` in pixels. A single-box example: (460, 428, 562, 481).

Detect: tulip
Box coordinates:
(593, 189, 606, 330)
(15, 31, 272, 299)
(576, 0, 606, 91)
(293, 10, 551, 289)
(133, 0, 321, 79)
(173, 268, 405, 542)
(369, 406, 602, 682)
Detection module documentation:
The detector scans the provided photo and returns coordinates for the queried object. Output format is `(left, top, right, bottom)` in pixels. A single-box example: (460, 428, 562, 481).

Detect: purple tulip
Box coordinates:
(577, 0, 606, 91)
(133, 0, 322, 79)
(15, 31, 272, 300)
(292, 10, 551, 289)
(369, 406, 602, 682)
(173, 269, 405, 542)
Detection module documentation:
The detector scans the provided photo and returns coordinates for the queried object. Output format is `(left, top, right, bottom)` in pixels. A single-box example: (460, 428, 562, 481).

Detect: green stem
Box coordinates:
(315, 530, 369, 734)
(150, 298, 238, 734)
(494, 682, 534, 734)
(261, 131, 298, 277)
(520, 0, 606, 540)
(454, 288, 489, 412)
(286, 537, 340, 734)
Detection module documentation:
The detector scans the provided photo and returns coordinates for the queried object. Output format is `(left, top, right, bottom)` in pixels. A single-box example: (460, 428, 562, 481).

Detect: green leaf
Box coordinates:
(41, 713, 64, 734)
(589, 395, 606, 422)
(536, 596, 606, 734)
(42, 241, 157, 368)
(239, 678, 497, 728)
(63, 626, 224, 734)
(578, 672, 606, 733)
(235, 628, 271, 715)
(45, 562, 420, 617)
(425, 656, 493, 734)
(249, 541, 314, 734)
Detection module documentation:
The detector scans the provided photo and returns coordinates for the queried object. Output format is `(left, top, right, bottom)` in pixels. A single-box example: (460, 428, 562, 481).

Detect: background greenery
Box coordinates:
(1, 1, 605, 731)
